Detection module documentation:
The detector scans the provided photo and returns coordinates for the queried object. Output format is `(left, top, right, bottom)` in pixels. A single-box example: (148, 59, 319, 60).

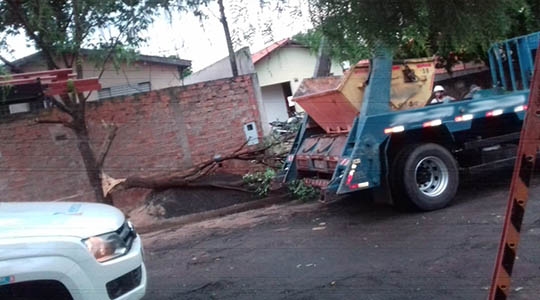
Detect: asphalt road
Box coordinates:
(141, 170, 540, 300)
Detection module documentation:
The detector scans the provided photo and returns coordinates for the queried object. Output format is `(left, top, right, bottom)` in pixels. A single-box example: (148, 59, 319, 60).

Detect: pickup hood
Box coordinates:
(0, 202, 125, 239)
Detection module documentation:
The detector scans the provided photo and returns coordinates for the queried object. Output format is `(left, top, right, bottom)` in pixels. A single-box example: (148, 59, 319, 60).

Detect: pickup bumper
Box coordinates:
(0, 234, 147, 300)
(70, 235, 147, 300)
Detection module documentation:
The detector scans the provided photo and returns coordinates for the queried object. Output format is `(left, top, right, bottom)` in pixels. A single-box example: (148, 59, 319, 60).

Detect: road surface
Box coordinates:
(141, 171, 540, 300)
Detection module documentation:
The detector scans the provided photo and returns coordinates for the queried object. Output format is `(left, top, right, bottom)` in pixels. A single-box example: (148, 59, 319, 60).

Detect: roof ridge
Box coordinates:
(252, 38, 300, 64)
(8, 49, 190, 68)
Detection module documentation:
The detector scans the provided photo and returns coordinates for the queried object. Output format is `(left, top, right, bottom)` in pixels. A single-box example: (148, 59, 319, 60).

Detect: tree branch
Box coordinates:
(5, 0, 60, 70)
(48, 96, 73, 115)
(59, 93, 75, 111)
(84, 20, 130, 103)
(103, 140, 263, 195)
(96, 122, 118, 169)
(95, 18, 135, 80)
(189, 139, 250, 175)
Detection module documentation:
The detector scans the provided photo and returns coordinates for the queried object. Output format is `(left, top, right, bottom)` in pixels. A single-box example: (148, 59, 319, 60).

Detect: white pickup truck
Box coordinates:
(0, 202, 147, 300)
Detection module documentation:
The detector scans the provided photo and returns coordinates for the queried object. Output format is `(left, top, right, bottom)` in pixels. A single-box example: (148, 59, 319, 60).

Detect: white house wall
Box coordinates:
(183, 47, 255, 85)
(85, 62, 182, 101)
(18, 59, 183, 101)
(255, 46, 343, 93)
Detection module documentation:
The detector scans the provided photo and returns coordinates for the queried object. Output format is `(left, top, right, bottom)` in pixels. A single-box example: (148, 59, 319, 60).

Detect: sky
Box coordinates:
(0, 1, 313, 72)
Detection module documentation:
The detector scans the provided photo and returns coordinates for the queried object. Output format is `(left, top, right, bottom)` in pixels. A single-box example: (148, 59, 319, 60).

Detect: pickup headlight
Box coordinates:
(83, 232, 128, 262)
(83, 222, 135, 263)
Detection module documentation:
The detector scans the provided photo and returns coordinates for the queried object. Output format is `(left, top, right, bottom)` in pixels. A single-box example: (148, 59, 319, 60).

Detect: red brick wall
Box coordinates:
(0, 75, 263, 209)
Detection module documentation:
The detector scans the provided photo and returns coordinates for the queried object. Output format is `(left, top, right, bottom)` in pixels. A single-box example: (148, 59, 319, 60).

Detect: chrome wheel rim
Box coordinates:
(415, 156, 448, 197)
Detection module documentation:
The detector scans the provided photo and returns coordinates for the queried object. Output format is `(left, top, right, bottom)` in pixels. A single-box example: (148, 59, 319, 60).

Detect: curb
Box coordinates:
(137, 193, 292, 234)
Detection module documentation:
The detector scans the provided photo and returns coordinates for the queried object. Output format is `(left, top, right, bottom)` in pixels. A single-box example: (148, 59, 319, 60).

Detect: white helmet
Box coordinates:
(433, 85, 445, 93)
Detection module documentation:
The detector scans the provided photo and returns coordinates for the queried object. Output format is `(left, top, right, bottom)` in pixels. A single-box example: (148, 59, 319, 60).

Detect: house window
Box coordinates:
(8, 103, 30, 114)
(98, 82, 151, 100)
(0, 101, 46, 117)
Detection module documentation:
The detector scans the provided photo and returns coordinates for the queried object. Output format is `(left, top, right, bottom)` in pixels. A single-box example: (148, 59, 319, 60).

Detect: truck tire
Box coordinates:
(390, 143, 458, 211)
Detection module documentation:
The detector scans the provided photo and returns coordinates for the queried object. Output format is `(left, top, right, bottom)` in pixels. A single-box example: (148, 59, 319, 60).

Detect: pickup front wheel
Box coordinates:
(390, 143, 459, 211)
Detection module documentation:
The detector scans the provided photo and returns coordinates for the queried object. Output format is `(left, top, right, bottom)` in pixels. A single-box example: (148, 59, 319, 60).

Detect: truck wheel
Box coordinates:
(390, 143, 458, 211)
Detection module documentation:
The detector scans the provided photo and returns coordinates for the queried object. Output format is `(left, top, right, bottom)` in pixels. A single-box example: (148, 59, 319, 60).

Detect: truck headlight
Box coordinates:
(83, 232, 128, 263)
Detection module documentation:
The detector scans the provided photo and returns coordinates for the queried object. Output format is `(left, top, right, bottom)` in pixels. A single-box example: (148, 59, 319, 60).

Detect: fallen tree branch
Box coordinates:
(115, 173, 251, 193)
(188, 139, 250, 176)
(103, 135, 295, 196)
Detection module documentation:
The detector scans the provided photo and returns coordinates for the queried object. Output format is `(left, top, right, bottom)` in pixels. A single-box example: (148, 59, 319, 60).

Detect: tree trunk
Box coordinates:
(313, 36, 332, 78)
(70, 0, 110, 204)
(72, 114, 112, 205)
(73, 0, 84, 80)
(218, 0, 238, 77)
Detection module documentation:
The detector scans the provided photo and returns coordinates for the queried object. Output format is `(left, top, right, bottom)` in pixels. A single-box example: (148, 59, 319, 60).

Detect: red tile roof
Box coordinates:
(251, 38, 291, 64)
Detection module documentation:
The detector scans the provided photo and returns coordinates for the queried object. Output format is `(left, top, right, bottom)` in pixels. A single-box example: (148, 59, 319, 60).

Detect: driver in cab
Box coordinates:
(430, 85, 455, 104)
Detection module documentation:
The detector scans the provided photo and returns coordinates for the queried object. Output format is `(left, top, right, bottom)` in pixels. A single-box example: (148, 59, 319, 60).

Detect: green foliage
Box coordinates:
(288, 180, 319, 202)
(181, 66, 193, 78)
(294, 28, 370, 68)
(243, 168, 276, 198)
(0, 0, 209, 70)
(242, 168, 319, 202)
(66, 80, 75, 93)
(256, 134, 293, 170)
(293, 29, 322, 55)
(308, 0, 540, 68)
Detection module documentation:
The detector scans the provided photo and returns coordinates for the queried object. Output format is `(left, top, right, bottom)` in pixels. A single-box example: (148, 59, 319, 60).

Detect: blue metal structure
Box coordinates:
(359, 48, 393, 116)
(282, 32, 540, 210)
(333, 91, 529, 194)
(488, 32, 540, 91)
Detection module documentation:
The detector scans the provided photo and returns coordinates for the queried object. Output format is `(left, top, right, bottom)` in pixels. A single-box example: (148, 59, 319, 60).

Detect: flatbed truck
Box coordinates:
(281, 32, 540, 211)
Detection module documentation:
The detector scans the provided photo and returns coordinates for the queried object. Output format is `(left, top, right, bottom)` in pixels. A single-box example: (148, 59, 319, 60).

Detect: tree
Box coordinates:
(308, 0, 540, 69)
(217, 0, 238, 76)
(0, 0, 207, 205)
(293, 28, 370, 68)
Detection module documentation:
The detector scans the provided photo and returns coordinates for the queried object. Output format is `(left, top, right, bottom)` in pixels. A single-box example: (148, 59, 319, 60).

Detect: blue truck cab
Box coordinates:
(282, 32, 540, 211)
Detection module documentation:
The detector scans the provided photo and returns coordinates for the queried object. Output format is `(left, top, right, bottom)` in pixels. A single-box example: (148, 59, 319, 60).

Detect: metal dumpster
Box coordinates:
(294, 58, 435, 134)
